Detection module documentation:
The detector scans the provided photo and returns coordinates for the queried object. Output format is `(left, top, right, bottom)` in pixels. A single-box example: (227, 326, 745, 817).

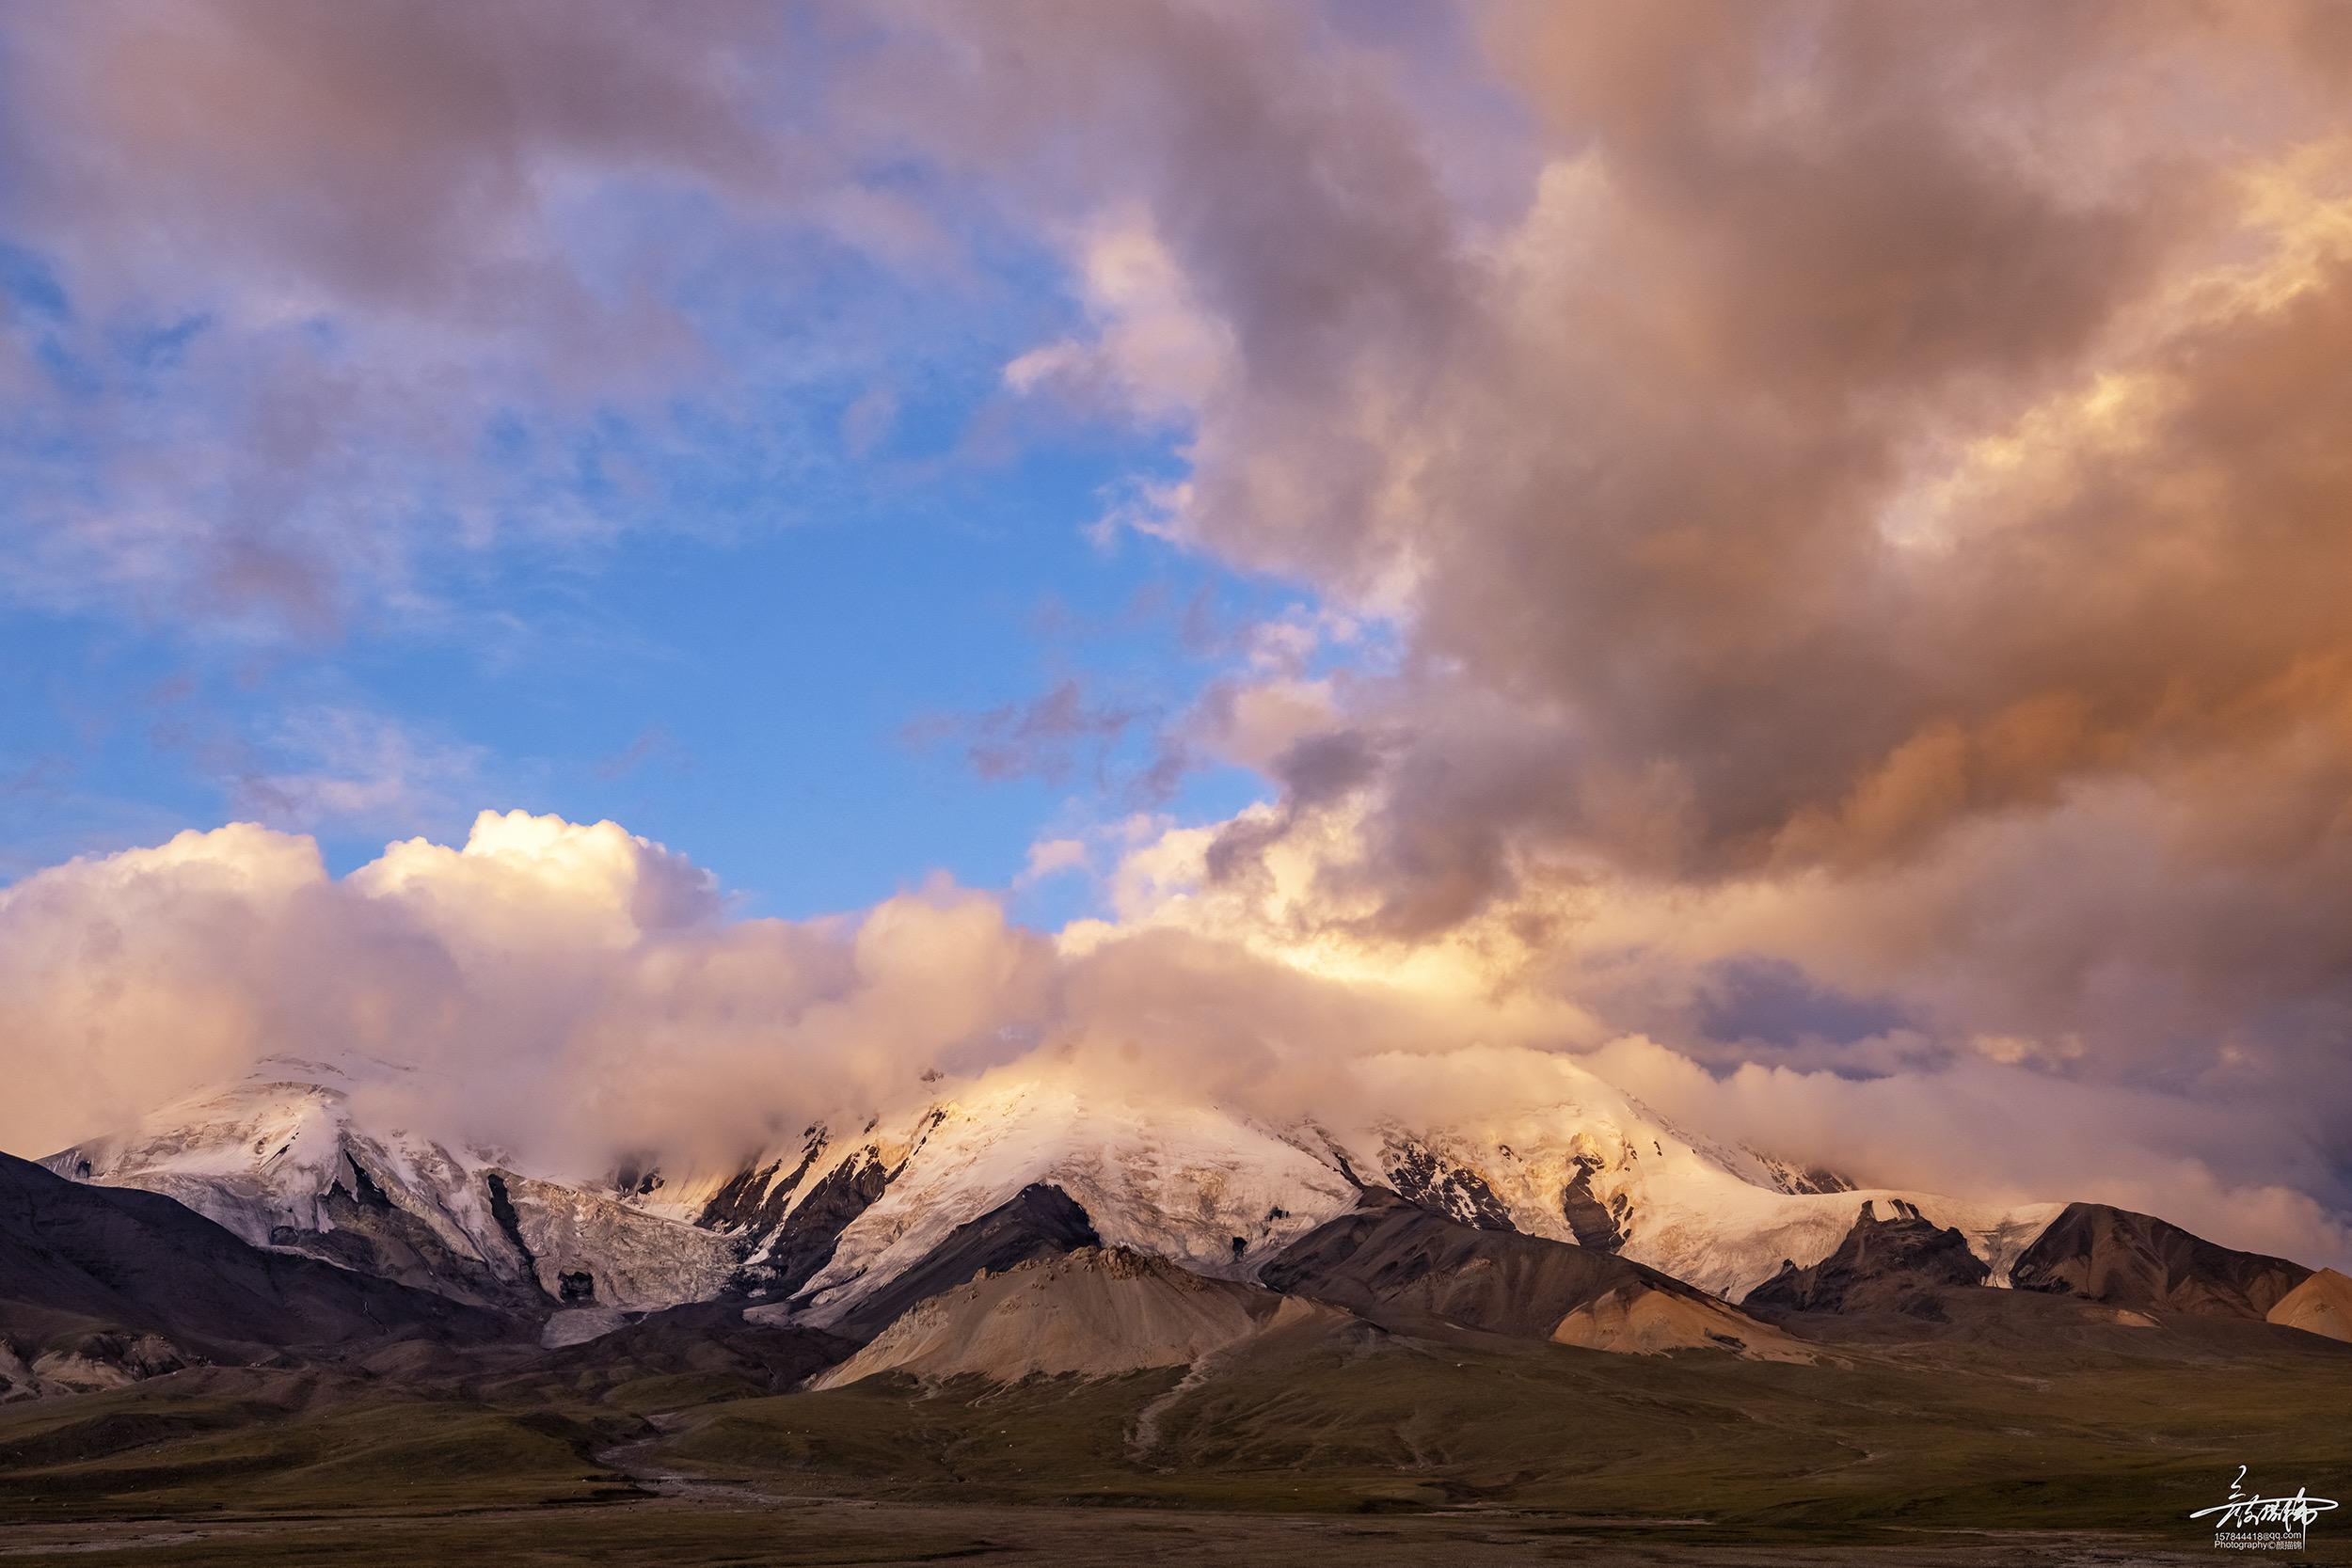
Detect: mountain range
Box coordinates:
(5, 1050, 2346, 1560)
(15, 1051, 2341, 1386)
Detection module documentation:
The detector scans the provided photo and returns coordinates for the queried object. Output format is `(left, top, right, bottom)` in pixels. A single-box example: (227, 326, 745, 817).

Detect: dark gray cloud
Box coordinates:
(1692, 957, 1911, 1053)
(3, 0, 782, 312)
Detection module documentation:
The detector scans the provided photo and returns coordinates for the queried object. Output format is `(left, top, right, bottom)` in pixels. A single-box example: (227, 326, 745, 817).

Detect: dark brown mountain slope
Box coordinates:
(815, 1182, 1102, 1339)
(1261, 1188, 1811, 1360)
(2008, 1202, 2311, 1321)
(0, 1150, 509, 1395)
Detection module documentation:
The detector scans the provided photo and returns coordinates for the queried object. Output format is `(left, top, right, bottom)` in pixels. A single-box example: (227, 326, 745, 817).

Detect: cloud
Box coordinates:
(132, 693, 489, 838)
(846, 0, 2352, 1213)
(1141, 5, 2352, 887)
(1183, 675, 1342, 776)
(1577, 1034, 2352, 1270)
(906, 678, 1154, 786)
(1002, 210, 1232, 422)
(1015, 836, 1091, 888)
(6, 3, 2352, 1273)
(593, 724, 693, 783)
(0, 812, 1040, 1172)
(225, 707, 486, 832)
(0, 0, 803, 636)
(3, 811, 2343, 1269)
(5, 0, 780, 318)
(0, 1, 1009, 644)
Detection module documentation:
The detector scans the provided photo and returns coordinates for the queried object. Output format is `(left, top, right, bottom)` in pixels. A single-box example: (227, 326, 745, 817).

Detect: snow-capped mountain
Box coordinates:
(40, 1057, 738, 1311)
(778, 1073, 1359, 1327)
(686, 1055, 2061, 1317)
(39, 1050, 2064, 1321)
(1313, 1080, 2065, 1300)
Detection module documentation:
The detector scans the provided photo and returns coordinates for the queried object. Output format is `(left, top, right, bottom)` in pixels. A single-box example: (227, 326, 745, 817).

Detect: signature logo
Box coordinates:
(2190, 1465, 2340, 1552)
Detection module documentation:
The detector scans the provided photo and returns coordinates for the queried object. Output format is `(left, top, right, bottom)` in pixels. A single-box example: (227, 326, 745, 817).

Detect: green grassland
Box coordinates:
(0, 1293, 2346, 1566)
(649, 1306, 2352, 1531)
(0, 1369, 618, 1523)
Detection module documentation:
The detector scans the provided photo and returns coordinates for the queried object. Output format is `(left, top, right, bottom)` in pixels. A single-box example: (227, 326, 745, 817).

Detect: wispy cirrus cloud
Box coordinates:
(0, 1, 766, 636)
(905, 677, 1158, 789)
(223, 706, 488, 834)
(0, 1, 1006, 645)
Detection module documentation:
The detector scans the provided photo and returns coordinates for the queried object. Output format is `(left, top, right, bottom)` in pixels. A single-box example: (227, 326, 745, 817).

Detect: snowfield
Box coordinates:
(43, 1052, 2067, 1314)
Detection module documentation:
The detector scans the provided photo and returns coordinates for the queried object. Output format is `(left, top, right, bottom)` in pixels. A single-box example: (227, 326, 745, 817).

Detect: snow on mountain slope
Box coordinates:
(40, 1057, 739, 1311)
(41, 1059, 504, 1263)
(782, 1070, 1359, 1326)
(1314, 1057, 2061, 1299)
(727, 1054, 2059, 1320)
(40, 1051, 2067, 1319)
(491, 1170, 739, 1308)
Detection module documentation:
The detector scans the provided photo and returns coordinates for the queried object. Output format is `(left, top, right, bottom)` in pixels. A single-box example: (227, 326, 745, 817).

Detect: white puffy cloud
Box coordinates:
(1015, 837, 1091, 888)
(6, 807, 2342, 1268)
(0, 813, 1039, 1171)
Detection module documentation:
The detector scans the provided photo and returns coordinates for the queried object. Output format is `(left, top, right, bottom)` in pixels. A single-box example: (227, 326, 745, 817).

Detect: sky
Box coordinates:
(5, 1, 2352, 1266)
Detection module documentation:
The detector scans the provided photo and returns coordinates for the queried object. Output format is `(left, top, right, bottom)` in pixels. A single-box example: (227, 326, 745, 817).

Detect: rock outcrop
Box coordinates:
(1743, 1200, 1991, 1316)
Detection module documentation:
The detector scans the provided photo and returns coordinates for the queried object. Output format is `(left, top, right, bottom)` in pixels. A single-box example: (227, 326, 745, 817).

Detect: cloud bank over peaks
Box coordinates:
(0, 810, 981, 1170)
(5, 1, 2351, 1275)
(3, 809, 2345, 1270)
(910, 0, 2352, 1235)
